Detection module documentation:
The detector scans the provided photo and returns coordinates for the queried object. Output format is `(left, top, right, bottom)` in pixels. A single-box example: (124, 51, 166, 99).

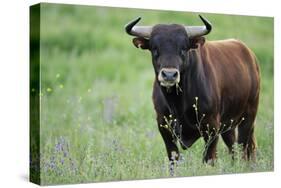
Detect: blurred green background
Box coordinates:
(31, 3, 273, 185)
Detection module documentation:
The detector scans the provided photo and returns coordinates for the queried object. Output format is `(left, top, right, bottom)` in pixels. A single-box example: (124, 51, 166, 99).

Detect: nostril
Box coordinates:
(161, 70, 168, 79)
(172, 71, 178, 78)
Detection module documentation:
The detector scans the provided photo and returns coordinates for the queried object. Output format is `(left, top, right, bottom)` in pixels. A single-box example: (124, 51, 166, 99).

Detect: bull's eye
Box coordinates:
(181, 49, 187, 57)
(152, 48, 159, 58)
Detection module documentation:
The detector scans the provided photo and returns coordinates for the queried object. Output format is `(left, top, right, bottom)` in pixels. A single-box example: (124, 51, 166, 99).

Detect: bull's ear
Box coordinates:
(132, 37, 150, 50)
(190, 37, 205, 49)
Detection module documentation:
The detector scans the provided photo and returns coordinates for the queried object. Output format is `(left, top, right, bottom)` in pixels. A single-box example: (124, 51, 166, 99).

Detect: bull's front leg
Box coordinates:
(201, 116, 220, 165)
(157, 116, 179, 176)
(202, 133, 219, 165)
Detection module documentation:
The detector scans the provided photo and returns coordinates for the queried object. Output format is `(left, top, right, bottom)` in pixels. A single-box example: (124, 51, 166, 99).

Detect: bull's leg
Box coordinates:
(157, 116, 179, 176)
(237, 99, 258, 161)
(201, 117, 220, 165)
(202, 134, 219, 165)
(238, 116, 257, 160)
(221, 129, 236, 157)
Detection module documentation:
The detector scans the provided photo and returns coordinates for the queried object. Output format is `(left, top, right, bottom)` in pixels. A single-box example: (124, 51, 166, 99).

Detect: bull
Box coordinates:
(125, 15, 260, 169)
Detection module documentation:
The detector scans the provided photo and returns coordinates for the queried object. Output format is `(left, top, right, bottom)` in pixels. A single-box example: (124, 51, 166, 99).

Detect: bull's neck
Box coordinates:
(184, 48, 213, 113)
(160, 84, 184, 117)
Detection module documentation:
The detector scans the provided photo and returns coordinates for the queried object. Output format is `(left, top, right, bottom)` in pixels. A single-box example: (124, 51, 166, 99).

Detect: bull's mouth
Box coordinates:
(159, 80, 182, 94)
(159, 81, 179, 88)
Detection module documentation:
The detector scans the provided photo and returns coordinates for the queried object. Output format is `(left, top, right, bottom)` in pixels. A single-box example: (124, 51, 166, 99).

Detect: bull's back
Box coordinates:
(201, 39, 260, 119)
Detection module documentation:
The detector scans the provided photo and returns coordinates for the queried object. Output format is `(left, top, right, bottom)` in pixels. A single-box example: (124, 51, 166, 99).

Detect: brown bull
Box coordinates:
(125, 15, 260, 169)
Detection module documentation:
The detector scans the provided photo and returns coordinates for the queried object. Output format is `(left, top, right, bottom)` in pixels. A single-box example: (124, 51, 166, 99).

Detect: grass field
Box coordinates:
(30, 3, 274, 185)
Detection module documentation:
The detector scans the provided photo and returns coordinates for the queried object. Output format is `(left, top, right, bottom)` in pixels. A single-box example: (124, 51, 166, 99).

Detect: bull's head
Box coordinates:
(125, 15, 212, 89)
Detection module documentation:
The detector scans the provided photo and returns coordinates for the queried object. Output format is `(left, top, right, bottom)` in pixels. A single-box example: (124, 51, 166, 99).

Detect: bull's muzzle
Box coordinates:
(158, 68, 180, 88)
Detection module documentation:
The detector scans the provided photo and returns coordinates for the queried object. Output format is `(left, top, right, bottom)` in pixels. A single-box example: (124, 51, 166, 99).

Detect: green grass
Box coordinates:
(31, 3, 273, 185)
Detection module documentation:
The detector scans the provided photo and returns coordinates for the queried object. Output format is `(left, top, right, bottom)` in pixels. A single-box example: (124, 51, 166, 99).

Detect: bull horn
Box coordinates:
(185, 15, 212, 38)
(125, 17, 153, 39)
